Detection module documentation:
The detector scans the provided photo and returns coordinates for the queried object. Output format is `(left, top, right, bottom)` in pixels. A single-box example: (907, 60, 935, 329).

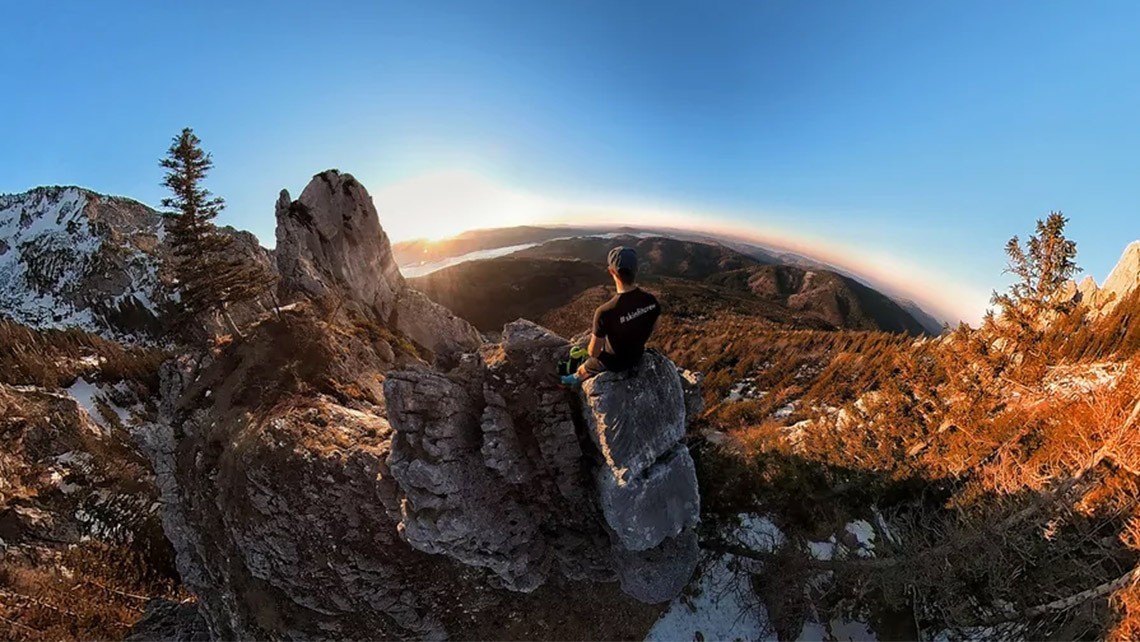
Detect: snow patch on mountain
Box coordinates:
(0, 186, 165, 337)
(647, 514, 782, 641)
(1, 187, 98, 328)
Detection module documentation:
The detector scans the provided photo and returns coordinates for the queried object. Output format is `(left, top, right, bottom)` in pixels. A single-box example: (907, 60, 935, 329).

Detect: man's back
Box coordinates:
(592, 287, 661, 371)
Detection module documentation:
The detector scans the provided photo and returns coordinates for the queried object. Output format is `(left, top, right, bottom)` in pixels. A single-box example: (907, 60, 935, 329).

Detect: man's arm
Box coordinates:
(587, 333, 603, 358)
(649, 298, 662, 335)
(588, 306, 607, 358)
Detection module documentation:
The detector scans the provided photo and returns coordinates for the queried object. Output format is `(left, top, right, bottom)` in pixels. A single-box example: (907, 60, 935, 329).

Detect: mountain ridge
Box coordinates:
(0, 186, 165, 336)
(0, 185, 273, 339)
(392, 223, 948, 330)
(412, 234, 930, 336)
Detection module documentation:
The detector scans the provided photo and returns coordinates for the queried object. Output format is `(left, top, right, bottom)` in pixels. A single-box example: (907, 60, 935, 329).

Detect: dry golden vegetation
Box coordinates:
(656, 312, 913, 424)
(688, 214, 1140, 639)
(0, 321, 180, 641)
(0, 542, 184, 641)
(0, 319, 167, 390)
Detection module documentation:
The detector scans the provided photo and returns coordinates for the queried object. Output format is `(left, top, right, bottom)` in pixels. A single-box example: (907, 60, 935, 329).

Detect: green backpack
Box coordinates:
(558, 345, 589, 377)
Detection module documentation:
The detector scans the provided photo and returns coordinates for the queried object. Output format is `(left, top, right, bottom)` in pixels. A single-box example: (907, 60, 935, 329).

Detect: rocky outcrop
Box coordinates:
(149, 312, 700, 639)
(274, 170, 481, 362)
(274, 174, 405, 320)
(1066, 242, 1140, 317)
(580, 354, 700, 601)
(145, 317, 451, 640)
(581, 352, 686, 482)
(384, 321, 699, 604)
(1077, 275, 1099, 304)
(1099, 241, 1140, 305)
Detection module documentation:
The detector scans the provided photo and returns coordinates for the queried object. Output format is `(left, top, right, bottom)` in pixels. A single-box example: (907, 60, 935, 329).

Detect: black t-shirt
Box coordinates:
(592, 288, 661, 371)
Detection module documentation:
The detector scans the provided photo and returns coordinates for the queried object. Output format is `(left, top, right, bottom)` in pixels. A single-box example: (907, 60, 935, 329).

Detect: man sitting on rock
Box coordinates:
(561, 246, 661, 386)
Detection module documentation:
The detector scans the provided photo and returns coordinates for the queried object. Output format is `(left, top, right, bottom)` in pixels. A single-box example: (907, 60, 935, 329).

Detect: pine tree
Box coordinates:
(985, 212, 1078, 373)
(995, 212, 1078, 315)
(160, 128, 275, 338)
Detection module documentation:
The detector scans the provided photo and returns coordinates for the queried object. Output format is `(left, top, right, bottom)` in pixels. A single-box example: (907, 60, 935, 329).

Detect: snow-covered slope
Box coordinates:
(0, 186, 165, 337)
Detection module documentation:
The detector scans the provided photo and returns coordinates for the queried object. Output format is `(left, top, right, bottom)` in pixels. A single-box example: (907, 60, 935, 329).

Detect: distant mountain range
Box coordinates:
(410, 234, 932, 336)
(0, 187, 941, 337)
(397, 226, 945, 335)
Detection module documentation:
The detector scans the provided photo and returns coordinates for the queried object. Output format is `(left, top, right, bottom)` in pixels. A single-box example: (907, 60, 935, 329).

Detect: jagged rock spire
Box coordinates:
(274, 170, 481, 360)
(275, 170, 405, 319)
(1064, 241, 1140, 315)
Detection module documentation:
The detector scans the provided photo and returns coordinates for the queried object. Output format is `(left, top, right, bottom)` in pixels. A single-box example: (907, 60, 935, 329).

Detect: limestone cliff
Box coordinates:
(145, 171, 702, 639)
(148, 311, 699, 639)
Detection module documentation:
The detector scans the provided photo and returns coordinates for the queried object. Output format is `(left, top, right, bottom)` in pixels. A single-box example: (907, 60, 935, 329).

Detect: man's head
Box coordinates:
(607, 246, 638, 286)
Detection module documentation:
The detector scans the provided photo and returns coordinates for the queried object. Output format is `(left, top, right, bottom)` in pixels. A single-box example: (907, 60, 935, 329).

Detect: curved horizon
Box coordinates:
(370, 170, 989, 324)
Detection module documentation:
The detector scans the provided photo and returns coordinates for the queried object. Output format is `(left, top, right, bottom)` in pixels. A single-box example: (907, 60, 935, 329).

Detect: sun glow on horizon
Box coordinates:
(372, 170, 558, 242)
(370, 170, 991, 324)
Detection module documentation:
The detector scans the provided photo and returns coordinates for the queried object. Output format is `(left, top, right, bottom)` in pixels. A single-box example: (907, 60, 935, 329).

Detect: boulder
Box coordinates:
(596, 443, 700, 551)
(503, 317, 572, 352)
(613, 528, 700, 604)
(580, 350, 686, 479)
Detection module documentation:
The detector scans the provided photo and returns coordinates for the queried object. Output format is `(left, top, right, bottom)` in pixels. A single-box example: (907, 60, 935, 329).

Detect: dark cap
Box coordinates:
(608, 246, 638, 275)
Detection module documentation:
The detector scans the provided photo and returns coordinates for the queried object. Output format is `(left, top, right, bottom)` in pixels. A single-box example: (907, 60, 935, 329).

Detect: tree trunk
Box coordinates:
(270, 289, 283, 320)
(979, 564, 1140, 625)
(222, 306, 243, 339)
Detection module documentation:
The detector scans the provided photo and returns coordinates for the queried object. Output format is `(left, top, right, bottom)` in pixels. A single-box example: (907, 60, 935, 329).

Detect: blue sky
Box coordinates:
(3, 1, 1140, 321)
